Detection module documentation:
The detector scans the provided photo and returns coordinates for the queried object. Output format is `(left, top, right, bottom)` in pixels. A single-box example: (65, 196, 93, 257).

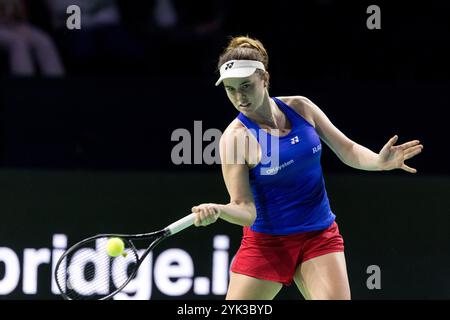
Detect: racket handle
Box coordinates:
(165, 212, 196, 236)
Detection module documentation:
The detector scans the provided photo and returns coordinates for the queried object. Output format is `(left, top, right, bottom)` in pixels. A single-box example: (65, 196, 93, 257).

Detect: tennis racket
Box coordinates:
(54, 213, 196, 300)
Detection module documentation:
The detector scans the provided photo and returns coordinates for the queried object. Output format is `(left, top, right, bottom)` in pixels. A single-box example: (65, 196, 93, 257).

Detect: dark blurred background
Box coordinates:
(0, 0, 449, 300)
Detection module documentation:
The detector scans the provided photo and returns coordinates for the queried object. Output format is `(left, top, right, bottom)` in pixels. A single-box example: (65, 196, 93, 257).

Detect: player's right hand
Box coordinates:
(192, 203, 221, 227)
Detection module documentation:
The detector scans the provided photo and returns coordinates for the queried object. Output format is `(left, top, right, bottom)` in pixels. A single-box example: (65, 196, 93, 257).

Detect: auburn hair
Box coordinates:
(218, 36, 269, 72)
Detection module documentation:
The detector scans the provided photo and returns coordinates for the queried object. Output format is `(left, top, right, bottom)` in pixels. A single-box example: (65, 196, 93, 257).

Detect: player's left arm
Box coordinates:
(292, 96, 423, 173)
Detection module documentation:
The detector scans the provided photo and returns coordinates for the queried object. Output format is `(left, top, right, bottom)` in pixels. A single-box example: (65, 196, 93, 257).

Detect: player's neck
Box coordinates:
(252, 95, 284, 130)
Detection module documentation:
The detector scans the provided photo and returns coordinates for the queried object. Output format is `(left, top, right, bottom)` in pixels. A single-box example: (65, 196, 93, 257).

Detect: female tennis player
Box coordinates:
(192, 36, 423, 300)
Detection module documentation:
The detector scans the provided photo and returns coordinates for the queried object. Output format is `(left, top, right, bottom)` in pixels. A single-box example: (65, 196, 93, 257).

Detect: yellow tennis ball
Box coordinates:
(106, 237, 125, 257)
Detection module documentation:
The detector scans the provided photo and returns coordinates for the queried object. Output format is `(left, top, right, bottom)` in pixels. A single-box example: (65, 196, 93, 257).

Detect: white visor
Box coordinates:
(215, 60, 265, 86)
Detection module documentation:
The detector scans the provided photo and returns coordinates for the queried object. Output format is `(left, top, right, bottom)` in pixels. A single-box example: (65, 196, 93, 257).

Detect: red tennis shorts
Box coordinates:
(230, 221, 345, 285)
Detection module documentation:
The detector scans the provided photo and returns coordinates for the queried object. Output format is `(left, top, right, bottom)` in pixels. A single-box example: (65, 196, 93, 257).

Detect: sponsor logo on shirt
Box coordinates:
(312, 143, 322, 154)
(265, 159, 295, 175)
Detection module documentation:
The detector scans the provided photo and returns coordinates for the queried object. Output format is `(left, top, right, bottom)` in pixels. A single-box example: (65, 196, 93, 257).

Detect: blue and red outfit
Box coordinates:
(230, 97, 344, 285)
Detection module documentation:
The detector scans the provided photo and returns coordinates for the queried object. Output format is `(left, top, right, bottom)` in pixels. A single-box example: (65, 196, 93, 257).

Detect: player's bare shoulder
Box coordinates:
(220, 119, 260, 167)
(277, 95, 316, 128)
(221, 119, 247, 143)
(219, 119, 247, 164)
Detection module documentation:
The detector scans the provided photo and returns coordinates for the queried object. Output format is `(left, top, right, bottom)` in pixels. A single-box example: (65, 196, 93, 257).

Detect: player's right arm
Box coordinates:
(217, 126, 257, 226)
(192, 124, 257, 227)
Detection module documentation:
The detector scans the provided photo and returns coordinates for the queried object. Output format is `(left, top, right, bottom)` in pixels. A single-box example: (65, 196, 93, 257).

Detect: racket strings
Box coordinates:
(56, 237, 139, 300)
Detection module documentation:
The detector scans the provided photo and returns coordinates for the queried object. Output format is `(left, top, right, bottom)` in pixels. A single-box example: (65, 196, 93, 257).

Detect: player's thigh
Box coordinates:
(293, 271, 311, 300)
(294, 252, 350, 300)
(226, 272, 283, 300)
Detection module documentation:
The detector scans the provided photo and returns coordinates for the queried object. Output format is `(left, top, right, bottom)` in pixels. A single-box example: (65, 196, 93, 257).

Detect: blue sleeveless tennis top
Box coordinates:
(237, 97, 335, 235)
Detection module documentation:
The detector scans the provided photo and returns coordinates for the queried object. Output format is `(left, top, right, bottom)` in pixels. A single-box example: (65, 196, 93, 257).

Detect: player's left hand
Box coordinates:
(377, 135, 423, 173)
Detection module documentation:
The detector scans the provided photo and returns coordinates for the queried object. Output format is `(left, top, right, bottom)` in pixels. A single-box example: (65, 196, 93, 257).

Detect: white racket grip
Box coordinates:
(165, 213, 196, 236)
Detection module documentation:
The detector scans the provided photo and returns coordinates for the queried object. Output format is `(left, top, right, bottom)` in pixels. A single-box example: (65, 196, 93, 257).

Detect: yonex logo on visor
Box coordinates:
(215, 60, 266, 86)
(225, 62, 234, 70)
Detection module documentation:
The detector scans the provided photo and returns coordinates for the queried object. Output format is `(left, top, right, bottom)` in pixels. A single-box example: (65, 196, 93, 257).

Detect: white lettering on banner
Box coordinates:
(0, 247, 21, 294)
(0, 234, 231, 299)
(154, 249, 194, 296)
(113, 250, 152, 300)
(193, 277, 210, 295)
(67, 239, 110, 296)
(23, 249, 51, 294)
(212, 235, 229, 295)
(51, 234, 67, 294)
